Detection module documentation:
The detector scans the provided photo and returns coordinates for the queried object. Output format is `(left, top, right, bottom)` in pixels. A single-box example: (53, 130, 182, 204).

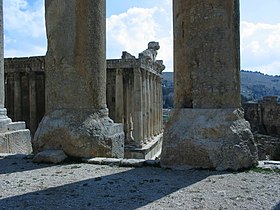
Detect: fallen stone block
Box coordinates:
(33, 150, 67, 164)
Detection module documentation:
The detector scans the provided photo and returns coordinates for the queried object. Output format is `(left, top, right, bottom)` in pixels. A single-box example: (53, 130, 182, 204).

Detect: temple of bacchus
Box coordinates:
(1, 0, 258, 170)
(4, 42, 165, 159)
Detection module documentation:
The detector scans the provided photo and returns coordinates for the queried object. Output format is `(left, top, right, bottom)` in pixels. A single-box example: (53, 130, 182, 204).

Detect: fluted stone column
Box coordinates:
(161, 0, 258, 170)
(142, 70, 148, 142)
(115, 68, 124, 124)
(132, 68, 143, 146)
(153, 78, 156, 134)
(0, 0, 31, 154)
(146, 72, 151, 139)
(156, 76, 162, 134)
(150, 74, 154, 138)
(33, 0, 124, 158)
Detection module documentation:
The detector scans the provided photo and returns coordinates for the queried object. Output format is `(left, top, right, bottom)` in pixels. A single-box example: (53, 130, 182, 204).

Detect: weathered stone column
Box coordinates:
(156, 75, 162, 134)
(33, 0, 124, 158)
(115, 68, 124, 124)
(0, 0, 31, 154)
(142, 70, 148, 143)
(133, 68, 143, 146)
(29, 72, 37, 135)
(153, 74, 158, 136)
(149, 73, 154, 138)
(14, 73, 22, 120)
(161, 0, 258, 170)
(0, 0, 11, 129)
(146, 72, 151, 139)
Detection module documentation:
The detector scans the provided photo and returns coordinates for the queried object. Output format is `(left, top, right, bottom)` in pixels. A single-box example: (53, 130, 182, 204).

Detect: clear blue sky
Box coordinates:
(3, 0, 280, 75)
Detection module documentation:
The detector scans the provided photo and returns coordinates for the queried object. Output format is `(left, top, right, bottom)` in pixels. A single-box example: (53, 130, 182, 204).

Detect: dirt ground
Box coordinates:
(0, 154, 280, 210)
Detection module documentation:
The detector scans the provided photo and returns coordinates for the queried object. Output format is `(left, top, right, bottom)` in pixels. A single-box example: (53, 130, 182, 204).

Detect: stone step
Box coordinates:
(7, 122, 26, 131)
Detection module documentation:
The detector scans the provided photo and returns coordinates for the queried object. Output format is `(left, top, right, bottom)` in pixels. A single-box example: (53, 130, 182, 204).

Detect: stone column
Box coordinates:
(142, 70, 148, 143)
(29, 72, 37, 135)
(146, 72, 151, 140)
(33, 0, 124, 158)
(133, 68, 143, 146)
(0, 0, 11, 129)
(115, 68, 124, 124)
(156, 75, 162, 134)
(0, 0, 31, 154)
(159, 76, 163, 132)
(14, 73, 22, 121)
(152, 74, 157, 137)
(149, 73, 154, 138)
(161, 0, 257, 170)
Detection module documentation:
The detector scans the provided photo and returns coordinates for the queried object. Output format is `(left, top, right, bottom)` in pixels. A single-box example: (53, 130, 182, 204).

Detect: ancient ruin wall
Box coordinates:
(244, 96, 280, 137)
(4, 57, 45, 135)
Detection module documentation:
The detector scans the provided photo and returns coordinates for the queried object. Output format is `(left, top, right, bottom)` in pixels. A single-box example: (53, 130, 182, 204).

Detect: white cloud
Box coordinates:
(241, 21, 280, 75)
(106, 5, 173, 71)
(3, 0, 47, 58)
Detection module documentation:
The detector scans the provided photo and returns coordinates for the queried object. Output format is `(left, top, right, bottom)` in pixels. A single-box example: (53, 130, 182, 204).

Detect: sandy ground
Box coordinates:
(0, 155, 280, 210)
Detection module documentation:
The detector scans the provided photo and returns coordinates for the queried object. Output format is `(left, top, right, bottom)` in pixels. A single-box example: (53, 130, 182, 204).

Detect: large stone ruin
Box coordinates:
(161, 0, 258, 170)
(2, 0, 260, 171)
(32, 0, 125, 158)
(107, 42, 165, 159)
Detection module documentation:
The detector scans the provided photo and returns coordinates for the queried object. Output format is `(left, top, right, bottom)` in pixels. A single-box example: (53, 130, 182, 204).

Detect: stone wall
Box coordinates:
(243, 96, 280, 137)
(4, 57, 45, 136)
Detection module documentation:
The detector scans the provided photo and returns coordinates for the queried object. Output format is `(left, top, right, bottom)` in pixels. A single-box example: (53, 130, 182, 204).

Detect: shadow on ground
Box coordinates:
(0, 155, 226, 209)
(0, 154, 54, 175)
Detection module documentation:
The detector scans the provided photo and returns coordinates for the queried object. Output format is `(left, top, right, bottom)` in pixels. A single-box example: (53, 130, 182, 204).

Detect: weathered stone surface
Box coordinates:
(33, 109, 124, 158)
(254, 134, 280, 161)
(173, 0, 241, 109)
(161, 109, 258, 170)
(0, 129, 32, 154)
(33, 150, 67, 164)
(243, 96, 280, 137)
(120, 159, 145, 167)
(33, 0, 125, 158)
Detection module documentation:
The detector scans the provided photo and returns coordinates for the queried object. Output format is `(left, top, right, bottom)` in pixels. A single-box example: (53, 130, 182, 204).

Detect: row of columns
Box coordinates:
(4, 71, 45, 135)
(113, 67, 163, 148)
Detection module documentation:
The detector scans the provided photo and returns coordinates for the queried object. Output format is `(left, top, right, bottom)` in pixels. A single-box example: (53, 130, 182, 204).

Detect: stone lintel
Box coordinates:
(161, 108, 258, 171)
(106, 59, 163, 77)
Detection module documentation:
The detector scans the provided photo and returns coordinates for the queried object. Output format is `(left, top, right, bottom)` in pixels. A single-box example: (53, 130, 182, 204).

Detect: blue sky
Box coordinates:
(3, 0, 280, 75)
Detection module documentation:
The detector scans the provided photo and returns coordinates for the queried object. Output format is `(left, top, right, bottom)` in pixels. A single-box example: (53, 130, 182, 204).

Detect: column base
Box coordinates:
(124, 133, 163, 159)
(0, 121, 32, 154)
(161, 108, 258, 171)
(33, 109, 125, 158)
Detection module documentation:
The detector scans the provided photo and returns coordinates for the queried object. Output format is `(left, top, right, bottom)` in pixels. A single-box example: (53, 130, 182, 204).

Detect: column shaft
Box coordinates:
(174, 0, 241, 109)
(142, 71, 148, 142)
(133, 68, 143, 145)
(115, 68, 124, 124)
(45, 0, 107, 112)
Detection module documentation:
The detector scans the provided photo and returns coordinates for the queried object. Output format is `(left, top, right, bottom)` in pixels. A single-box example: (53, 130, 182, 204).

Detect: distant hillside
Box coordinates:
(162, 70, 280, 108)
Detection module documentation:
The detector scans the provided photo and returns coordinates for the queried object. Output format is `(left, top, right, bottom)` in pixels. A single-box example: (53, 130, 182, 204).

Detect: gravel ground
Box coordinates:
(0, 155, 280, 210)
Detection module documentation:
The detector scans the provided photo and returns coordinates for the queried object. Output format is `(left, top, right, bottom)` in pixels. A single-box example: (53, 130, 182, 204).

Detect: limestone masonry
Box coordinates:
(32, 0, 125, 159)
(161, 0, 258, 170)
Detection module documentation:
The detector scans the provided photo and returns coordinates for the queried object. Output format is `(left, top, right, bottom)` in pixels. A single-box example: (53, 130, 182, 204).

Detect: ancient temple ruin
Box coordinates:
(107, 42, 165, 158)
(0, 0, 32, 154)
(4, 42, 165, 159)
(2, 0, 259, 170)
